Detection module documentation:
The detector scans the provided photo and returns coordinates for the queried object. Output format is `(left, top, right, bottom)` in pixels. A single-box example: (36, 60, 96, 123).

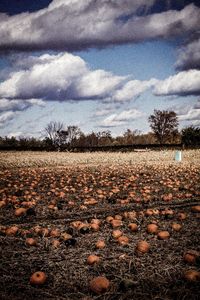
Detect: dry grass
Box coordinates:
(0, 149, 199, 169)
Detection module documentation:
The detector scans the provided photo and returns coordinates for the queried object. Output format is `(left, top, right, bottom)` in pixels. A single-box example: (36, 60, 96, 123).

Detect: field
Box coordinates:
(0, 150, 200, 300)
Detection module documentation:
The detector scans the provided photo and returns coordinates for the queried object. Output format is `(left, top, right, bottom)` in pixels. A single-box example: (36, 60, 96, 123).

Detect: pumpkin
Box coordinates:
(30, 271, 47, 285)
(171, 223, 182, 231)
(90, 223, 99, 231)
(106, 216, 114, 223)
(184, 270, 200, 282)
(26, 238, 37, 246)
(87, 255, 100, 265)
(128, 223, 138, 232)
(89, 276, 110, 294)
(177, 212, 186, 220)
(112, 230, 123, 239)
(157, 231, 170, 240)
(96, 240, 105, 249)
(6, 226, 18, 236)
(191, 205, 200, 213)
(91, 219, 101, 225)
(111, 219, 122, 228)
(183, 250, 199, 264)
(15, 207, 27, 217)
(118, 236, 129, 245)
(50, 229, 60, 237)
(52, 239, 60, 248)
(147, 224, 158, 234)
(136, 241, 150, 254)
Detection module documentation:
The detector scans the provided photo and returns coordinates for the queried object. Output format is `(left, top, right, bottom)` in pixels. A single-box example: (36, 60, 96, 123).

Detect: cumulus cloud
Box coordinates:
(0, 52, 154, 102)
(168, 101, 200, 126)
(99, 109, 144, 127)
(113, 79, 157, 102)
(176, 37, 200, 71)
(178, 109, 200, 121)
(0, 1, 199, 52)
(154, 70, 200, 96)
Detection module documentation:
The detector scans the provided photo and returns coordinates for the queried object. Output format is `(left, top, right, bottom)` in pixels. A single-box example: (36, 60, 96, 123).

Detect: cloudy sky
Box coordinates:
(0, 0, 199, 138)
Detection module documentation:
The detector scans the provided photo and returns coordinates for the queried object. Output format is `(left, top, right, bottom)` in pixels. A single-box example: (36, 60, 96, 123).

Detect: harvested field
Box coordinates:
(0, 150, 200, 300)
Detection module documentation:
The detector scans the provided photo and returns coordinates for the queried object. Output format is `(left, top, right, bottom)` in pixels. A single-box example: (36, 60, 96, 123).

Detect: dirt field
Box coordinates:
(0, 150, 200, 300)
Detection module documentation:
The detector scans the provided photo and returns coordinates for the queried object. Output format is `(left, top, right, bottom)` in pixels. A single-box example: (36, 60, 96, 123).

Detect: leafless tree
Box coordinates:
(45, 121, 65, 148)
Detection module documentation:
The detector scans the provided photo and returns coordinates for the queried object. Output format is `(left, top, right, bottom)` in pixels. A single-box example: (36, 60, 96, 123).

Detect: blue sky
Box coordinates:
(0, 0, 199, 138)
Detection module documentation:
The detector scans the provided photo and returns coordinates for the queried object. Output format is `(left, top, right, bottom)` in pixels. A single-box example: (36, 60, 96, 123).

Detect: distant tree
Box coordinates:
(123, 129, 141, 144)
(148, 110, 179, 144)
(97, 130, 113, 146)
(45, 121, 65, 149)
(181, 126, 200, 146)
(59, 126, 82, 148)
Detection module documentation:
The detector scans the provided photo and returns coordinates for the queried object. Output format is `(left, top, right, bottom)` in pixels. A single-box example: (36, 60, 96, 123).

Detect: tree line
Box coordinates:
(1, 110, 199, 151)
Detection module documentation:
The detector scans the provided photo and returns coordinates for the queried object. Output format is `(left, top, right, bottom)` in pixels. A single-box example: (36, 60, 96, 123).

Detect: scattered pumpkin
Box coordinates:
(6, 226, 18, 236)
(90, 223, 99, 231)
(30, 271, 47, 285)
(89, 276, 110, 294)
(124, 211, 137, 220)
(171, 223, 182, 231)
(112, 230, 123, 239)
(136, 241, 150, 254)
(111, 219, 122, 228)
(145, 209, 153, 216)
(177, 212, 187, 220)
(96, 240, 106, 249)
(91, 219, 101, 225)
(26, 238, 37, 246)
(157, 231, 170, 240)
(184, 270, 200, 282)
(50, 229, 60, 237)
(52, 239, 60, 248)
(106, 216, 114, 223)
(147, 224, 158, 234)
(128, 223, 138, 232)
(61, 233, 72, 241)
(183, 250, 199, 264)
(87, 255, 100, 265)
(41, 228, 49, 237)
(191, 205, 200, 213)
(15, 207, 27, 217)
(118, 235, 129, 245)
(0, 200, 6, 208)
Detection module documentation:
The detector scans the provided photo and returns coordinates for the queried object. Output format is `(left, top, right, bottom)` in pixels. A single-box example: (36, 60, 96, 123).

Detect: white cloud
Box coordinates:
(169, 100, 200, 126)
(176, 38, 200, 71)
(0, 53, 154, 103)
(178, 109, 200, 122)
(0, 1, 199, 52)
(99, 109, 144, 127)
(114, 79, 157, 102)
(154, 70, 200, 96)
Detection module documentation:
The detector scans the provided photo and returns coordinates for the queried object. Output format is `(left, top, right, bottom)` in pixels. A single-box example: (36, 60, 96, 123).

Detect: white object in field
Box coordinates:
(175, 151, 182, 162)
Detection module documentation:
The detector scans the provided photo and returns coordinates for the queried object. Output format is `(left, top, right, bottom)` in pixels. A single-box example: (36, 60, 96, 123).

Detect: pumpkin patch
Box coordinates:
(0, 150, 200, 299)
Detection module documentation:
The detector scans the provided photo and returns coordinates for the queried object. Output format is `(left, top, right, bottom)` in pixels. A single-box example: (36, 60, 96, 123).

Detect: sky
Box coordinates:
(0, 0, 199, 139)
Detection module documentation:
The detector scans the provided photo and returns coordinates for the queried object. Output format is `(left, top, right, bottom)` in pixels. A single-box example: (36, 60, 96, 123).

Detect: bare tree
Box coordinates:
(59, 126, 82, 147)
(45, 121, 65, 148)
(148, 110, 179, 144)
